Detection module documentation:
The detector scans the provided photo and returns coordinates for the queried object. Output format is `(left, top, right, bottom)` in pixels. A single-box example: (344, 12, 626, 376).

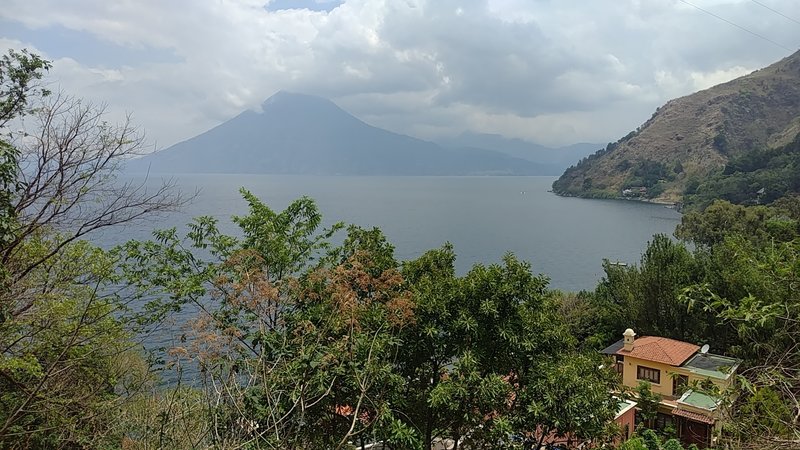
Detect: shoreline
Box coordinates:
(550, 190, 682, 211)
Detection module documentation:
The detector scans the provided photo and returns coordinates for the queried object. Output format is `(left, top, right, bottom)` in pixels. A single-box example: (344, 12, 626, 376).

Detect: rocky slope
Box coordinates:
(552, 50, 800, 202)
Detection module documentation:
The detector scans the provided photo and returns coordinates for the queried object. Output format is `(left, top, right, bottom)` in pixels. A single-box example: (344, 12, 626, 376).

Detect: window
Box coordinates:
(672, 374, 689, 396)
(654, 412, 674, 431)
(615, 355, 624, 375)
(637, 365, 661, 384)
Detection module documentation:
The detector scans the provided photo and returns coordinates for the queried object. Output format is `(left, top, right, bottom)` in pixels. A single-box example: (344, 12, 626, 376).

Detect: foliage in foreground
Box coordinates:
(619, 429, 700, 450)
(561, 199, 800, 448)
(0, 47, 618, 449)
(117, 189, 620, 449)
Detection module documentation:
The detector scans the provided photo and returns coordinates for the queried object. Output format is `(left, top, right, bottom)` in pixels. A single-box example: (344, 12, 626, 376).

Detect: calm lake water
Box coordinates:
(102, 174, 681, 292)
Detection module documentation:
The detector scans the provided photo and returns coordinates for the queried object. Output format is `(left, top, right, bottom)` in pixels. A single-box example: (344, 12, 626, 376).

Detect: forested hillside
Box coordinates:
(553, 50, 800, 202)
(684, 132, 800, 208)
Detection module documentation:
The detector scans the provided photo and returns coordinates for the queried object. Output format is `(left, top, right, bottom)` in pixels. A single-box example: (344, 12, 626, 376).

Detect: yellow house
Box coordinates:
(601, 328, 740, 447)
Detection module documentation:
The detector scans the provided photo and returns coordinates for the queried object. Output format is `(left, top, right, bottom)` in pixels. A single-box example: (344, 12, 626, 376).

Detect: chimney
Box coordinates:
(623, 328, 636, 351)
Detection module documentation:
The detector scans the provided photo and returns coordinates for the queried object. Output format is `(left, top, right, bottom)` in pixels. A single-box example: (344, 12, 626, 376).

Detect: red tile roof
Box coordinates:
(671, 408, 715, 425)
(614, 336, 700, 366)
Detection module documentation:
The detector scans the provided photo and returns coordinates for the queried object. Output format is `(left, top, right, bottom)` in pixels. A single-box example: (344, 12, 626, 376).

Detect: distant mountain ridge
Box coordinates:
(128, 91, 557, 176)
(437, 132, 600, 174)
(552, 49, 800, 202)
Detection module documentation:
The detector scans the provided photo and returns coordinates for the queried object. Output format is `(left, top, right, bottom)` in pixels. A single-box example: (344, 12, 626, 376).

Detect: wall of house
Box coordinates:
(614, 407, 636, 441)
(618, 355, 729, 397)
(620, 356, 681, 397)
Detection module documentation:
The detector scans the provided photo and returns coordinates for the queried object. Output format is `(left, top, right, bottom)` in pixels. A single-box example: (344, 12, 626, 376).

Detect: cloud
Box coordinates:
(1, 0, 799, 147)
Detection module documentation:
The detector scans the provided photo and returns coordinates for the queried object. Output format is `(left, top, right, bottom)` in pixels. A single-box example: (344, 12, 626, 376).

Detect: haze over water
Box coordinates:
(106, 174, 681, 292)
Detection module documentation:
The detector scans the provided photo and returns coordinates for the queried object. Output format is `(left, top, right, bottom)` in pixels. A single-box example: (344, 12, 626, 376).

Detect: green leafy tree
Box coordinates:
(552, 290, 604, 349)
(641, 429, 661, 450)
(635, 381, 661, 430)
(685, 133, 800, 208)
(675, 200, 797, 248)
(588, 235, 715, 345)
(636, 235, 699, 340)
(619, 431, 688, 450)
(0, 238, 135, 448)
(0, 50, 51, 264)
(619, 436, 648, 450)
(661, 438, 685, 450)
(0, 49, 51, 126)
(439, 255, 618, 449)
(395, 244, 460, 450)
(395, 252, 620, 450)
(428, 351, 511, 450)
(513, 355, 619, 449)
(736, 387, 793, 438)
(681, 235, 800, 447)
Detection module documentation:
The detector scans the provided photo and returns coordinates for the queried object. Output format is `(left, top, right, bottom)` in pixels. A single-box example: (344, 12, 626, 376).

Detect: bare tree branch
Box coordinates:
(3, 92, 189, 305)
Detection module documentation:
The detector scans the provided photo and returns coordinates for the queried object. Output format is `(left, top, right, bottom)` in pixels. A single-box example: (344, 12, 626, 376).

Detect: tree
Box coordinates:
(426, 255, 619, 449)
(0, 239, 134, 448)
(0, 49, 51, 260)
(0, 49, 51, 127)
(641, 429, 661, 450)
(119, 193, 420, 448)
(0, 49, 186, 447)
(772, 194, 800, 220)
(512, 355, 619, 449)
(661, 438, 684, 450)
(635, 381, 661, 430)
(3, 92, 185, 291)
(675, 200, 796, 248)
(619, 432, 687, 450)
(619, 436, 648, 450)
(681, 236, 800, 448)
(428, 351, 511, 450)
(587, 235, 717, 345)
(737, 387, 794, 438)
(395, 244, 460, 450)
(636, 235, 698, 340)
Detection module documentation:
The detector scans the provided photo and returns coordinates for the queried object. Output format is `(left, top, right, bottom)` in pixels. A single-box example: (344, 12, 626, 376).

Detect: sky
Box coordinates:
(1, 0, 799, 149)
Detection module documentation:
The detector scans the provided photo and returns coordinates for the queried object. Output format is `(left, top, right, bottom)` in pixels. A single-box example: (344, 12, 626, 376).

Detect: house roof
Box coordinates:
(682, 353, 741, 380)
(615, 398, 637, 419)
(601, 336, 700, 366)
(671, 407, 715, 425)
(600, 339, 625, 355)
(678, 390, 720, 412)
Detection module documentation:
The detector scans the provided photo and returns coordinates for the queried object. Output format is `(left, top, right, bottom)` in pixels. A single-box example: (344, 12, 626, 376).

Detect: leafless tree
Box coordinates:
(2, 91, 187, 312)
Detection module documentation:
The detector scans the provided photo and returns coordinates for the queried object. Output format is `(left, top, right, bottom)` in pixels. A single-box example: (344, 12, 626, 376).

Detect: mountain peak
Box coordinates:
(128, 91, 547, 176)
(262, 90, 335, 107)
(257, 90, 355, 125)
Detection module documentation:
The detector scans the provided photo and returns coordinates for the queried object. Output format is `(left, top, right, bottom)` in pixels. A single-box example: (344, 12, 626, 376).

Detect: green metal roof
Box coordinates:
(678, 390, 719, 411)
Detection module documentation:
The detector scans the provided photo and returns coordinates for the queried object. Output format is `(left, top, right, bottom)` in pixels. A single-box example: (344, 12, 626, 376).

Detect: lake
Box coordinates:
(104, 174, 682, 292)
